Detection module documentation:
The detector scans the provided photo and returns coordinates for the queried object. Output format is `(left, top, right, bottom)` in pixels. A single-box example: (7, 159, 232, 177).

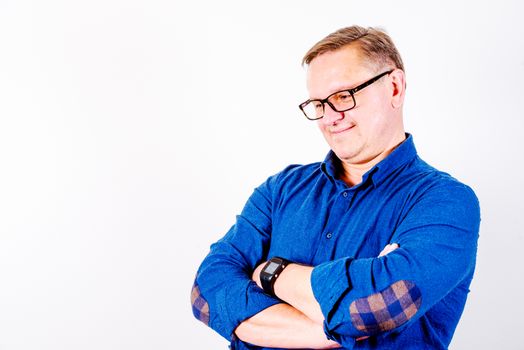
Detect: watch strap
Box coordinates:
(260, 257, 291, 297)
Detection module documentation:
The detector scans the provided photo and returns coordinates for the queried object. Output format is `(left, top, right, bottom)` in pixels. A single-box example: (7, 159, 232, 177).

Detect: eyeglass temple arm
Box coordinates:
(350, 70, 394, 95)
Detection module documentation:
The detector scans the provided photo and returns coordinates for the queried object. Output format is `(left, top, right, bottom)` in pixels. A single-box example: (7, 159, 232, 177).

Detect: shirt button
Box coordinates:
(326, 232, 333, 239)
(342, 192, 348, 197)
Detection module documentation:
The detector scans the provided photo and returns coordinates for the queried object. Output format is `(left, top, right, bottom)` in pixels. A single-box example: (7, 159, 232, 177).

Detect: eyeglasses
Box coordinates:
(298, 70, 394, 120)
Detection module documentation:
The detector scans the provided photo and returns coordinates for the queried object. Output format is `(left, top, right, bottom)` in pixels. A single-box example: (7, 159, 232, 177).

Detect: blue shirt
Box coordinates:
(191, 134, 480, 349)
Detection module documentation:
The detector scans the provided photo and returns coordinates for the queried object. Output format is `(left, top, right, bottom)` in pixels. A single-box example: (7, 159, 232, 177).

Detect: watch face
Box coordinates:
(264, 261, 280, 274)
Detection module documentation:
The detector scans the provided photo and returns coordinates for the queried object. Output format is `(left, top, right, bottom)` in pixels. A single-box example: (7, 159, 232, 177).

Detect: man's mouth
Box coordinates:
(331, 125, 355, 134)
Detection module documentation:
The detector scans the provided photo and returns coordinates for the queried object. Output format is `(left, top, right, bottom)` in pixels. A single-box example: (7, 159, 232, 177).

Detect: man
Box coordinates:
(191, 26, 480, 349)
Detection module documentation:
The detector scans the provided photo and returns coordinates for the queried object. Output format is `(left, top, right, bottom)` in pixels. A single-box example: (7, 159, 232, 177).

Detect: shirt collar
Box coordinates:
(320, 133, 418, 187)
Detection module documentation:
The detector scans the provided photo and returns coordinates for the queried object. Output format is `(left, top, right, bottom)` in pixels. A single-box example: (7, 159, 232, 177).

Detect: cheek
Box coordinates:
(358, 99, 390, 132)
(316, 120, 328, 134)
(361, 115, 388, 139)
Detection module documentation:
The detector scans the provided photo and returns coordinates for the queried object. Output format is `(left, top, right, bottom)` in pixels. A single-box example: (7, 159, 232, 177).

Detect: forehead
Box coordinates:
(306, 45, 374, 99)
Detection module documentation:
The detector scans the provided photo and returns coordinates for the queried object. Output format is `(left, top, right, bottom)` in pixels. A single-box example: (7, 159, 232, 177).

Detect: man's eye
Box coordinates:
(336, 92, 351, 101)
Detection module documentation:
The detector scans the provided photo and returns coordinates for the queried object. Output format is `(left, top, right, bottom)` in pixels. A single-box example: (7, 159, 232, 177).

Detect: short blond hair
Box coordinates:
(302, 26, 404, 72)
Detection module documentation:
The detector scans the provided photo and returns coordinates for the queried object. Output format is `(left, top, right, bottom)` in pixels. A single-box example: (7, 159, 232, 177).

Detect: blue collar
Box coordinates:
(320, 133, 418, 188)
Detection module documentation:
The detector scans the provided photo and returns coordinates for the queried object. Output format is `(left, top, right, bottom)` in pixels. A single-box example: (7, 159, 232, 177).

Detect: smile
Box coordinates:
(331, 125, 355, 134)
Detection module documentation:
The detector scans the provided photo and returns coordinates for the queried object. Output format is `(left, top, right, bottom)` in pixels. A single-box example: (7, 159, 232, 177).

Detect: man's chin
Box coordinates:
(331, 148, 358, 163)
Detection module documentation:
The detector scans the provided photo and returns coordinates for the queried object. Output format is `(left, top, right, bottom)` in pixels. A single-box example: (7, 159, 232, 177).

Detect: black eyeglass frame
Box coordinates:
(298, 69, 394, 120)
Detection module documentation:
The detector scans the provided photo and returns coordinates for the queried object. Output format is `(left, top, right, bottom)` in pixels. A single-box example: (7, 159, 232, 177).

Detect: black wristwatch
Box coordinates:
(260, 257, 291, 297)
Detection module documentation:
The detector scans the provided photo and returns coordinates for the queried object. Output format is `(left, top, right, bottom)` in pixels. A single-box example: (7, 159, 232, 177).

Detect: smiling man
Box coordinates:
(191, 26, 480, 349)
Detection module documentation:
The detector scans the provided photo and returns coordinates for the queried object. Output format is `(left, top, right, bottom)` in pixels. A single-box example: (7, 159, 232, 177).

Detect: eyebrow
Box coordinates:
(310, 84, 356, 100)
(310, 70, 392, 100)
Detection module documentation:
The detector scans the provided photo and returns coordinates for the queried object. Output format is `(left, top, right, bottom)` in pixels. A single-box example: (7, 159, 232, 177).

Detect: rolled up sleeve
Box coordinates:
(311, 182, 480, 347)
(191, 175, 282, 340)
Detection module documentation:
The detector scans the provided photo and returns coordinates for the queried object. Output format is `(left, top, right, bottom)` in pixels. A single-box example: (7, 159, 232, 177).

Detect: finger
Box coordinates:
(379, 243, 399, 257)
(385, 243, 399, 255)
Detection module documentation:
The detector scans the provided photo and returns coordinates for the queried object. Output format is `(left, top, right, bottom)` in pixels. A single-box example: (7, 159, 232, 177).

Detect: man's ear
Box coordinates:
(389, 69, 406, 109)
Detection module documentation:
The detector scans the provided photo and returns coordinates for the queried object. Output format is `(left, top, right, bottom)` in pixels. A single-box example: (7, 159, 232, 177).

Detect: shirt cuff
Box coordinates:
(311, 258, 353, 333)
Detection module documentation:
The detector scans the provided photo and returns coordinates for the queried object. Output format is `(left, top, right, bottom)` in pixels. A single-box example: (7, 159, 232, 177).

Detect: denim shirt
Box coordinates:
(191, 134, 480, 349)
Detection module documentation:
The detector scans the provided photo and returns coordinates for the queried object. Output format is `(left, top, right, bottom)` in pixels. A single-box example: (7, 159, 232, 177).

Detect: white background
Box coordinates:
(0, 1, 523, 349)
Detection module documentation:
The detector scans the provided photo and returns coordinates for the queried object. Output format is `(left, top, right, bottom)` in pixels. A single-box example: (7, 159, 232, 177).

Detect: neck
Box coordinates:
(339, 133, 406, 187)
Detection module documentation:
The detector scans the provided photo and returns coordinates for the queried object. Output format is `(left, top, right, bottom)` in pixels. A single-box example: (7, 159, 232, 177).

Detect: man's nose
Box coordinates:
(321, 103, 344, 125)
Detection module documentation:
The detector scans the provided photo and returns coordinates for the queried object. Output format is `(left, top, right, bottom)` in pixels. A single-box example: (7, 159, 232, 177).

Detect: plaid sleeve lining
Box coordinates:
(349, 280, 422, 334)
(191, 277, 210, 326)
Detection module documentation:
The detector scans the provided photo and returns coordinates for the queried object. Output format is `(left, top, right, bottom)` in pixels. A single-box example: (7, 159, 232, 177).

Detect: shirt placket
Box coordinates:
(312, 187, 355, 263)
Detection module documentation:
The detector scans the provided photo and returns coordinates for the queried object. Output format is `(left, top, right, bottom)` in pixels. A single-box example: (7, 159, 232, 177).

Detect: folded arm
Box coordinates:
(252, 183, 480, 347)
(249, 245, 399, 345)
(235, 303, 340, 349)
(192, 168, 341, 348)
